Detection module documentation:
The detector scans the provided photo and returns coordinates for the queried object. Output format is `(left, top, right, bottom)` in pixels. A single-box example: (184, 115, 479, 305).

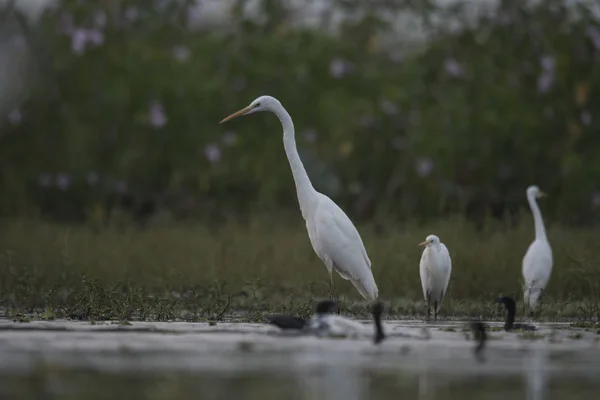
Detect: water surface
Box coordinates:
(0, 318, 598, 399)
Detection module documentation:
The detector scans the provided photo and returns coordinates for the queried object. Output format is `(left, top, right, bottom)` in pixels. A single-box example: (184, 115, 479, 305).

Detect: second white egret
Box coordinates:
(522, 185, 553, 313)
(419, 234, 452, 320)
(220, 96, 378, 301)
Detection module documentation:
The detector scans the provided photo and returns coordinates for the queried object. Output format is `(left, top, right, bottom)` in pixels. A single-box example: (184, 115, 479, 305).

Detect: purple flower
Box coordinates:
(71, 29, 87, 55)
(329, 58, 350, 78)
(232, 77, 246, 92)
(86, 171, 99, 186)
(302, 129, 317, 143)
(204, 144, 221, 163)
(94, 11, 107, 28)
(391, 137, 405, 150)
(348, 181, 362, 194)
(55, 173, 71, 191)
(444, 57, 464, 78)
(592, 192, 600, 208)
(537, 56, 555, 94)
(496, 11, 512, 26)
(388, 50, 403, 64)
(379, 99, 398, 115)
(587, 26, 600, 51)
(581, 111, 592, 126)
(125, 7, 139, 22)
(498, 164, 512, 179)
(415, 157, 434, 177)
(222, 131, 237, 146)
(148, 101, 167, 128)
(172, 45, 190, 62)
(537, 72, 554, 93)
(540, 55, 555, 72)
(7, 109, 21, 125)
(88, 29, 104, 46)
(38, 174, 52, 188)
(59, 13, 74, 34)
(114, 181, 127, 194)
(360, 115, 375, 127)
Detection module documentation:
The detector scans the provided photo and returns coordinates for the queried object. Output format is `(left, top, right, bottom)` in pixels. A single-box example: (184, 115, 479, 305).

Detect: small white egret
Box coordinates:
(220, 96, 378, 301)
(522, 185, 553, 313)
(418, 234, 452, 320)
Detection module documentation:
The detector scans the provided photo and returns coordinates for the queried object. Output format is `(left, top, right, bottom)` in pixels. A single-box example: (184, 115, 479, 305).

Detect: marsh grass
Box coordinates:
(0, 215, 599, 322)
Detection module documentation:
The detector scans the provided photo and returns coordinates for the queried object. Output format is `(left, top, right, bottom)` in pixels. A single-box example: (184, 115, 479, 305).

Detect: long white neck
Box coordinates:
(527, 193, 547, 240)
(272, 104, 318, 219)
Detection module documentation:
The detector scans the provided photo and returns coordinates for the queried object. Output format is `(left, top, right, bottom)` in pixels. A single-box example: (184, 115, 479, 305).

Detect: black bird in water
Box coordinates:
(469, 321, 488, 363)
(372, 302, 385, 344)
(266, 300, 337, 330)
(496, 296, 536, 331)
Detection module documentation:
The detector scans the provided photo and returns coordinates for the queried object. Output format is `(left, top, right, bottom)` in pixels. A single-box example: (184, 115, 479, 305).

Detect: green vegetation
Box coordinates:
(1, 216, 599, 321)
(0, 0, 599, 226)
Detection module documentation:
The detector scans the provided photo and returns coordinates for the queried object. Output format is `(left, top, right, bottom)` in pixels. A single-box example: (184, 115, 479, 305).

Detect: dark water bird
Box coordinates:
(266, 300, 337, 330)
(497, 296, 536, 331)
(372, 302, 385, 344)
(370, 302, 431, 344)
(469, 321, 488, 362)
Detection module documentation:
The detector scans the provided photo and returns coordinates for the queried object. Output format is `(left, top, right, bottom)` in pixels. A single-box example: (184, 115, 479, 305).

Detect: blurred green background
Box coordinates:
(1, 0, 600, 317)
(2, 0, 599, 227)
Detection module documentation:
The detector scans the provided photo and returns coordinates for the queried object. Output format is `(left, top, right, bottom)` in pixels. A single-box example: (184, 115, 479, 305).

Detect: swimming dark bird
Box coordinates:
(496, 296, 536, 331)
(266, 300, 337, 330)
(372, 302, 385, 344)
(469, 321, 487, 362)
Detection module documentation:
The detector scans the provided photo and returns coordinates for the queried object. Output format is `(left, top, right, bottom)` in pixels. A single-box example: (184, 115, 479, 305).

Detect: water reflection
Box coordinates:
(0, 320, 599, 399)
(299, 365, 366, 400)
(2, 366, 600, 400)
(526, 345, 548, 400)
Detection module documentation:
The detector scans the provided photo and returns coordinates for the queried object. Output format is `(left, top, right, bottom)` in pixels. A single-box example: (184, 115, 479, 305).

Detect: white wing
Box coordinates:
(419, 250, 429, 302)
(309, 194, 378, 300)
(439, 243, 452, 297)
(522, 239, 553, 308)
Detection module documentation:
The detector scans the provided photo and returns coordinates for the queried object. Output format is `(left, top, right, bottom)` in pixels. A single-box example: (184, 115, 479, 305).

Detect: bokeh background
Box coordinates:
(2, 0, 600, 226)
(1, 0, 600, 318)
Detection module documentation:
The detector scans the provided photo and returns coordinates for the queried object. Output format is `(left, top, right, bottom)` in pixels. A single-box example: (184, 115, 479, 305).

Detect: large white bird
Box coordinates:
(419, 234, 452, 320)
(220, 96, 378, 301)
(522, 185, 553, 313)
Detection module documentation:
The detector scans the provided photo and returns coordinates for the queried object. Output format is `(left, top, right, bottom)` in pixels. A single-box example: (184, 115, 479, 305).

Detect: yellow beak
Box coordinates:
(538, 191, 547, 198)
(219, 105, 253, 124)
(418, 241, 427, 247)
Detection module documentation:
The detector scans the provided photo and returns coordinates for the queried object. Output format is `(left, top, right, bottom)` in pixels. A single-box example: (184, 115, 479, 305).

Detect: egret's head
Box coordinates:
(219, 95, 281, 123)
(526, 185, 547, 199)
(419, 234, 440, 247)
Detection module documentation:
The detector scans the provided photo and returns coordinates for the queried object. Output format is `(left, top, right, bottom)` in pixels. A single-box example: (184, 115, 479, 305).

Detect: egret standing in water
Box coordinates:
(220, 96, 378, 301)
(419, 234, 452, 320)
(522, 185, 553, 315)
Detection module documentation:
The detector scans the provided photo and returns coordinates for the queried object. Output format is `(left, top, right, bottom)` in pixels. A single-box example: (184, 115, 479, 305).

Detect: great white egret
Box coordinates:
(496, 296, 536, 331)
(522, 185, 553, 313)
(419, 234, 452, 320)
(220, 96, 378, 301)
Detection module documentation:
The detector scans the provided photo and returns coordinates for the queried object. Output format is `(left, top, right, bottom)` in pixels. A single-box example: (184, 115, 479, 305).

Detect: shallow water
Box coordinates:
(0, 318, 598, 399)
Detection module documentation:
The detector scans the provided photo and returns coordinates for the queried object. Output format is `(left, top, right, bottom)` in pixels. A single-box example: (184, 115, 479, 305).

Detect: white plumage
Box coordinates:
(419, 234, 452, 320)
(522, 185, 553, 311)
(220, 95, 378, 301)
